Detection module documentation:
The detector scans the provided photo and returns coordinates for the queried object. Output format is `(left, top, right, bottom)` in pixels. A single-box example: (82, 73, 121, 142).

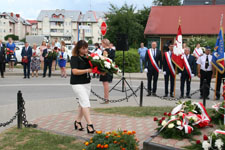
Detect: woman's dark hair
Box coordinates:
(72, 40, 88, 56)
(94, 43, 100, 48)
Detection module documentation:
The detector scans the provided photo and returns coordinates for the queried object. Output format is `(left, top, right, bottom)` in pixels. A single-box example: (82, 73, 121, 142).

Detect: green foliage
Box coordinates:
(88, 40, 93, 45)
(105, 4, 150, 49)
(20, 38, 26, 43)
(114, 49, 140, 73)
(187, 36, 208, 52)
(4, 34, 19, 41)
(153, 0, 181, 6)
(210, 102, 225, 125)
(84, 130, 139, 150)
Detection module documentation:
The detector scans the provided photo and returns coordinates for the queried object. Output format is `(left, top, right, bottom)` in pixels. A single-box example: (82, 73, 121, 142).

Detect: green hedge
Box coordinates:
(115, 48, 140, 73)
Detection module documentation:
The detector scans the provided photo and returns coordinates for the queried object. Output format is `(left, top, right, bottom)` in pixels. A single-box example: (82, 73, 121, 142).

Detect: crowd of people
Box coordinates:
(138, 41, 223, 100)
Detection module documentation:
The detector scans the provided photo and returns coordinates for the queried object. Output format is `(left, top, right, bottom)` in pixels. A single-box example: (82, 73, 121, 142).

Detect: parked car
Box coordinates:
(15, 45, 23, 65)
(88, 45, 95, 52)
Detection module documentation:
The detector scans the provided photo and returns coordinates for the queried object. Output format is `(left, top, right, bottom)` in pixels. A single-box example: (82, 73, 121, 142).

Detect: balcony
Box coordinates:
(50, 25, 64, 29)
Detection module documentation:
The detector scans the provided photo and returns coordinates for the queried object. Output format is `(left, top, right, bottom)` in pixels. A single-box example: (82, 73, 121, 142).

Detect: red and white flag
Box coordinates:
(172, 25, 184, 71)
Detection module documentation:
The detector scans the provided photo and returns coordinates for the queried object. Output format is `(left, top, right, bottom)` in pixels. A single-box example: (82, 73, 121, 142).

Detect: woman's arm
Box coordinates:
(72, 68, 92, 75)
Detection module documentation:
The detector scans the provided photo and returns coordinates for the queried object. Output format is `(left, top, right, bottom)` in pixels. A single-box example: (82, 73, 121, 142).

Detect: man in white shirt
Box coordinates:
(197, 46, 214, 99)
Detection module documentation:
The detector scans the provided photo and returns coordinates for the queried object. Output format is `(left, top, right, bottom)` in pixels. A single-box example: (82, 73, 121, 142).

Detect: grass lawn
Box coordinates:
(93, 106, 214, 118)
(0, 127, 85, 150)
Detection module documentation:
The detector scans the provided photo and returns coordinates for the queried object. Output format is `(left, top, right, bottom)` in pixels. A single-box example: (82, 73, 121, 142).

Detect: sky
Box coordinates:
(1, 0, 154, 19)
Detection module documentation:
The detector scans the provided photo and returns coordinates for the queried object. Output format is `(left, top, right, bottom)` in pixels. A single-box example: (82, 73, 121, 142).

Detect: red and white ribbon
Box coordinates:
(183, 55, 192, 79)
(214, 130, 225, 135)
(147, 49, 160, 73)
(195, 102, 211, 122)
(164, 52, 175, 78)
(194, 48, 201, 58)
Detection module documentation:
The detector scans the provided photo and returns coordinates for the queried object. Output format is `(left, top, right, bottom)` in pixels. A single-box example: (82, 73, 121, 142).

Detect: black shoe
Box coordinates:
(1, 76, 4, 78)
(179, 95, 184, 99)
(87, 124, 95, 134)
(28, 76, 30, 79)
(74, 121, 84, 131)
(43, 76, 46, 78)
(170, 94, 174, 98)
(163, 94, 168, 97)
(152, 93, 156, 96)
(23, 77, 26, 79)
(206, 97, 210, 100)
(146, 93, 151, 96)
(186, 95, 191, 99)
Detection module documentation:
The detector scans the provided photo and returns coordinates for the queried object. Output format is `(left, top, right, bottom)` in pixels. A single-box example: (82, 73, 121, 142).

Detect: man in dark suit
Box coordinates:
(179, 47, 196, 98)
(0, 40, 5, 78)
(21, 42, 32, 79)
(144, 41, 162, 96)
(163, 43, 175, 97)
(42, 44, 53, 78)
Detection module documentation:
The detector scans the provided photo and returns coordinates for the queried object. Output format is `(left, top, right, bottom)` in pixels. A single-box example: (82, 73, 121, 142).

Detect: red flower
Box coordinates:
(153, 117, 158, 121)
(159, 120, 162, 124)
(106, 59, 111, 63)
(203, 135, 208, 141)
(161, 117, 165, 120)
(168, 113, 171, 116)
(164, 112, 167, 116)
(90, 53, 98, 57)
(115, 65, 118, 68)
(92, 67, 100, 74)
(196, 140, 201, 144)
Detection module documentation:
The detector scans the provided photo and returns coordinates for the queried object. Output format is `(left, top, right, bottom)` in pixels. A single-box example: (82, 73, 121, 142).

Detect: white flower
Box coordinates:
(192, 117, 198, 122)
(215, 139, 224, 150)
(176, 121, 181, 126)
(161, 120, 167, 126)
(104, 61, 111, 69)
(93, 56, 100, 60)
(171, 116, 176, 120)
(178, 112, 183, 117)
(168, 123, 175, 129)
(202, 141, 211, 150)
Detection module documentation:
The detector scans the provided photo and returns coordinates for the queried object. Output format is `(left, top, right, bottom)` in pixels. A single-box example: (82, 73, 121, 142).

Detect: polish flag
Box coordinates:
(172, 25, 184, 71)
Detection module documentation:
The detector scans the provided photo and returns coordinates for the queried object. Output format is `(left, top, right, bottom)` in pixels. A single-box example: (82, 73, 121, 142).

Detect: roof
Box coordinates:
(27, 20, 38, 24)
(183, 0, 225, 5)
(37, 9, 81, 22)
(79, 11, 106, 22)
(1, 12, 31, 25)
(144, 5, 225, 35)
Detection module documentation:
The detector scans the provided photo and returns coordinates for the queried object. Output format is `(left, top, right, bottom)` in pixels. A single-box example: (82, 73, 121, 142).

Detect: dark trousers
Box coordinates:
(164, 71, 174, 95)
(23, 62, 30, 78)
(0, 62, 4, 77)
(3, 62, 5, 72)
(180, 73, 191, 96)
(43, 61, 52, 77)
(147, 70, 158, 94)
(200, 70, 212, 97)
(216, 72, 225, 98)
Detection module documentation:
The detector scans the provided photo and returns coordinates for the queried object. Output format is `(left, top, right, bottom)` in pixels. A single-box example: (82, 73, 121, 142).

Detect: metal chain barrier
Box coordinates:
(91, 85, 141, 103)
(0, 110, 20, 127)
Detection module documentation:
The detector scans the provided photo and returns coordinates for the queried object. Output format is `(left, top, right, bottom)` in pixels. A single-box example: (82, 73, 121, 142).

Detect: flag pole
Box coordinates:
(173, 17, 181, 97)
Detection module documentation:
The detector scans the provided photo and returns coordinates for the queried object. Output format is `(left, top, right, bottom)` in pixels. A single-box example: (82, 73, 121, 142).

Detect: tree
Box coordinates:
(4, 34, 19, 41)
(105, 4, 144, 48)
(153, 0, 181, 6)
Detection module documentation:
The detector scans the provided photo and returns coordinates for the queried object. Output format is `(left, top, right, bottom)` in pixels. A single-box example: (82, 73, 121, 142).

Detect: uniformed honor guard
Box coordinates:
(163, 43, 175, 97)
(144, 41, 162, 96)
(197, 46, 214, 99)
(179, 47, 196, 99)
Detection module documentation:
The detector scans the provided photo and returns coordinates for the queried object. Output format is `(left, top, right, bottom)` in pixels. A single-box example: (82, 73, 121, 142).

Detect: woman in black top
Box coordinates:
(70, 40, 95, 134)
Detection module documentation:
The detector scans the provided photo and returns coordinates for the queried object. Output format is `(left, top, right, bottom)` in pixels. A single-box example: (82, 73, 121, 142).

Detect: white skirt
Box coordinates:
(72, 83, 91, 108)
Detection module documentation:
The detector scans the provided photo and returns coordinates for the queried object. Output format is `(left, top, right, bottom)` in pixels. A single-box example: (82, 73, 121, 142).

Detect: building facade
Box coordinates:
(183, 0, 225, 5)
(27, 20, 38, 35)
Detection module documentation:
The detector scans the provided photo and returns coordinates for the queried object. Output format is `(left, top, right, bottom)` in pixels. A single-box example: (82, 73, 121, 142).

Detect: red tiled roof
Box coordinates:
(27, 20, 38, 24)
(144, 5, 225, 35)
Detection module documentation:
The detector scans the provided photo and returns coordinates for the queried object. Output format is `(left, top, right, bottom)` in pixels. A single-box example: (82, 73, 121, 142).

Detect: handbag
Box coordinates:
(22, 57, 28, 63)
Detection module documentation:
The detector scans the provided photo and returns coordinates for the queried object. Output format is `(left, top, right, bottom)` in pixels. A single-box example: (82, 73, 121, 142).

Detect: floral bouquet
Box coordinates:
(83, 130, 139, 150)
(154, 101, 211, 139)
(87, 53, 121, 75)
(211, 102, 225, 125)
(186, 130, 225, 150)
(52, 47, 59, 60)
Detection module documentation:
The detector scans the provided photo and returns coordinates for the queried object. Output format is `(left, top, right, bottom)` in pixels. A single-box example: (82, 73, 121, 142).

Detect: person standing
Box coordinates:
(144, 41, 162, 96)
(163, 43, 175, 97)
(138, 43, 148, 73)
(193, 43, 203, 60)
(31, 44, 41, 77)
(0, 40, 5, 78)
(6, 37, 16, 72)
(58, 46, 67, 78)
(70, 40, 95, 134)
(179, 47, 196, 99)
(91, 43, 102, 78)
(21, 42, 32, 79)
(55, 38, 61, 48)
(42, 44, 53, 78)
(197, 46, 214, 99)
(39, 41, 47, 70)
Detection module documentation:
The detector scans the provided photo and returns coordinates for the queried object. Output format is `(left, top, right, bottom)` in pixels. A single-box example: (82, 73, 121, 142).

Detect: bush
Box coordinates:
(4, 34, 19, 41)
(115, 48, 140, 73)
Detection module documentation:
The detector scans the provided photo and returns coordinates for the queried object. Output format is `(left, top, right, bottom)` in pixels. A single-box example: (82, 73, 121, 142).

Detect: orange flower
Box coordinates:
(127, 131, 132, 135)
(90, 140, 93, 143)
(96, 131, 102, 134)
(122, 148, 126, 150)
(114, 133, 117, 136)
(101, 145, 104, 149)
(117, 135, 121, 138)
(104, 144, 109, 148)
(84, 142, 89, 146)
(105, 135, 109, 139)
(123, 130, 127, 132)
(113, 141, 117, 144)
(132, 131, 136, 134)
(97, 144, 101, 148)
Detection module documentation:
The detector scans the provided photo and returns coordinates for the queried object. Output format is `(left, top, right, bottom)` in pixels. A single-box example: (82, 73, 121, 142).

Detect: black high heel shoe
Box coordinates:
(87, 124, 95, 134)
(74, 121, 84, 131)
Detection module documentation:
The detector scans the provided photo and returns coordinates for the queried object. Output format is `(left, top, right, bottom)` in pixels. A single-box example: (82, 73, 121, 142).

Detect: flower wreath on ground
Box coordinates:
(87, 53, 121, 75)
(83, 130, 139, 150)
(153, 101, 212, 139)
(185, 129, 225, 150)
(211, 102, 225, 125)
